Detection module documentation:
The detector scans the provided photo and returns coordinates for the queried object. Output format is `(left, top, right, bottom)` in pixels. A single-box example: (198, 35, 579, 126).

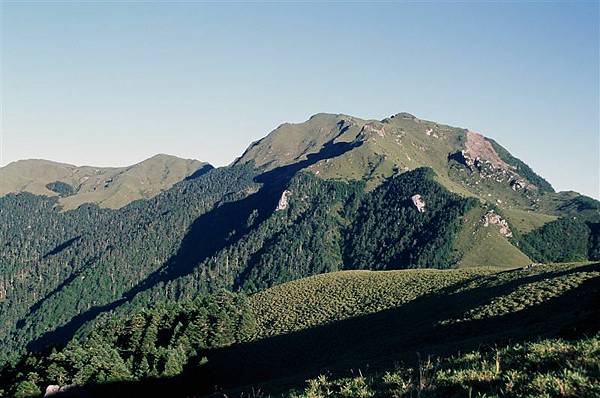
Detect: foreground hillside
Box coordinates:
(1, 262, 598, 397)
(289, 333, 600, 398)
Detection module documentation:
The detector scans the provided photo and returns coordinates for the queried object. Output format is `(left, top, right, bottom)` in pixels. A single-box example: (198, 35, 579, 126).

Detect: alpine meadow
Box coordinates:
(1, 2, 599, 398)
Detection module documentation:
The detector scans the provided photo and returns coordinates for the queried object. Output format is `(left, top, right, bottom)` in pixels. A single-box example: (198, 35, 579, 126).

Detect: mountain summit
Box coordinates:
(235, 112, 553, 202)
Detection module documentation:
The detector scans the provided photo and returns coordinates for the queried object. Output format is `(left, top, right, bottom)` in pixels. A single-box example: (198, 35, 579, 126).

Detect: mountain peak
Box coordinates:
(389, 112, 417, 120)
(236, 111, 556, 208)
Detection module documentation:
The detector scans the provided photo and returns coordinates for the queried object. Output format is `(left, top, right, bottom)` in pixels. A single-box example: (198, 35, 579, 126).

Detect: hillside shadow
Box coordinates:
(27, 138, 362, 352)
(196, 264, 600, 392)
(185, 164, 215, 181)
(70, 264, 600, 397)
(42, 236, 81, 259)
(19, 256, 99, 331)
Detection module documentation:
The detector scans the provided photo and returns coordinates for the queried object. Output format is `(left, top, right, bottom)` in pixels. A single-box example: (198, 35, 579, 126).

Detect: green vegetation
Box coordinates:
(290, 333, 599, 398)
(453, 207, 531, 269)
(345, 168, 478, 269)
(0, 292, 256, 397)
(502, 208, 557, 234)
(249, 268, 486, 337)
(223, 262, 599, 397)
(518, 218, 595, 262)
(45, 181, 75, 197)
(443, 264, 599, 324)
(488, 138, 554, 193)
(0, 164, 260, 363)
(0, 155, 208, 210)
(0, 262, 598, 397)
(1, 165, 487, 362)
(1, 112, 599, 397)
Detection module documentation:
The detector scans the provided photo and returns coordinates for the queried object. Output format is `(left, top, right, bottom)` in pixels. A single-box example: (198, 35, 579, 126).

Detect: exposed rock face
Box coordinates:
(276, 190, 292, 211)
(510, 178, 525, 191)
(361, 122, 386, 137)
(464, 131, 510, 170)
(447, 131, 535, 194)
(423, 128, 440, 138)
(45, 385, 61, 396)
(411, 194, 426, 213)
(482, 210, 512, 237)
(44, 384, 89, 397)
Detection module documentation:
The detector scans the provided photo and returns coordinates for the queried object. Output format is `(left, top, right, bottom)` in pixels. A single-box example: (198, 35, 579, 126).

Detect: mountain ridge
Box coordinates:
(0, 154, 211, 210)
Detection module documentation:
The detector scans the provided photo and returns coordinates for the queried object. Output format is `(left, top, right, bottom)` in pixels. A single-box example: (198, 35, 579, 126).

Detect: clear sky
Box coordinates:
(1, 1, 598, 198)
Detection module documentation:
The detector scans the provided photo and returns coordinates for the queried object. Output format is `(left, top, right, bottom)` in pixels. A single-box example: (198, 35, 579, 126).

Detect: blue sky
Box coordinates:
(1, 2, 598, 198)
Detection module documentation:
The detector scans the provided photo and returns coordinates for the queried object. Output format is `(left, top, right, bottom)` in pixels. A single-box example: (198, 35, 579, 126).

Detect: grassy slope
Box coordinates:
(453, 207, 532, 269)
(249, 268, 489, 338)
(503, 208, 558, 234)
(14, 262, 596, 397)
(290, 333, 600, 398)
(208, 262, 599, 396)
(0, 155, 207, 210)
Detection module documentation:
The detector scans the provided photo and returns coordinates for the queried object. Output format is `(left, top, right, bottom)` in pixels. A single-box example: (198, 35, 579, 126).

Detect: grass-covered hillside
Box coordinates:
(214, 262, 600, 397)
(2, 262, 597, 397)
(0, 155, 210, 210)
(235, 112, 553, 209)
(249, 268, 489, 338)
(290, 333, 600, 398)
(234, 112, 600, 259)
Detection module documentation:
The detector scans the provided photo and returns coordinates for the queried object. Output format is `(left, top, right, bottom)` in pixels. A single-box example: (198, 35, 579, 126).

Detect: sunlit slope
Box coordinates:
(249, 268, 489, 338)
(453, 207, 532, 268)
(235, 112, 598, 235)
(248, 262, 597, 339)
(0, 154, 209, 209)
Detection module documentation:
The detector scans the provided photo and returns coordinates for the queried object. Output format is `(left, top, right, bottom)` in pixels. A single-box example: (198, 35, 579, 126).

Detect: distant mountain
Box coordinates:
(0, 154, 211, 210)
(0, 111, 598, 372)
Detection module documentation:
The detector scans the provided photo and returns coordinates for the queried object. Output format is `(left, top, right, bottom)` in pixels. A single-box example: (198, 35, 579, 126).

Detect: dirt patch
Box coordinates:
(464, 131, 509, 170)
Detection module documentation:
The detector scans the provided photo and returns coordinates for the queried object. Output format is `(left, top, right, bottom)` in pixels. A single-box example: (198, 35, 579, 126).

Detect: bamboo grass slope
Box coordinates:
(0, 155, 211, 210)
(289, 334, 600, 398)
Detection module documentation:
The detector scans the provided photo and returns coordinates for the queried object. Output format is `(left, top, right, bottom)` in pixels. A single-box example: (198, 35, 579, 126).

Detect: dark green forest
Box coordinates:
(517, 217, 600, 263)
(345, 168, 477, 269)
(0, 164, 261, 363)
(0, 291, 255, 397)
